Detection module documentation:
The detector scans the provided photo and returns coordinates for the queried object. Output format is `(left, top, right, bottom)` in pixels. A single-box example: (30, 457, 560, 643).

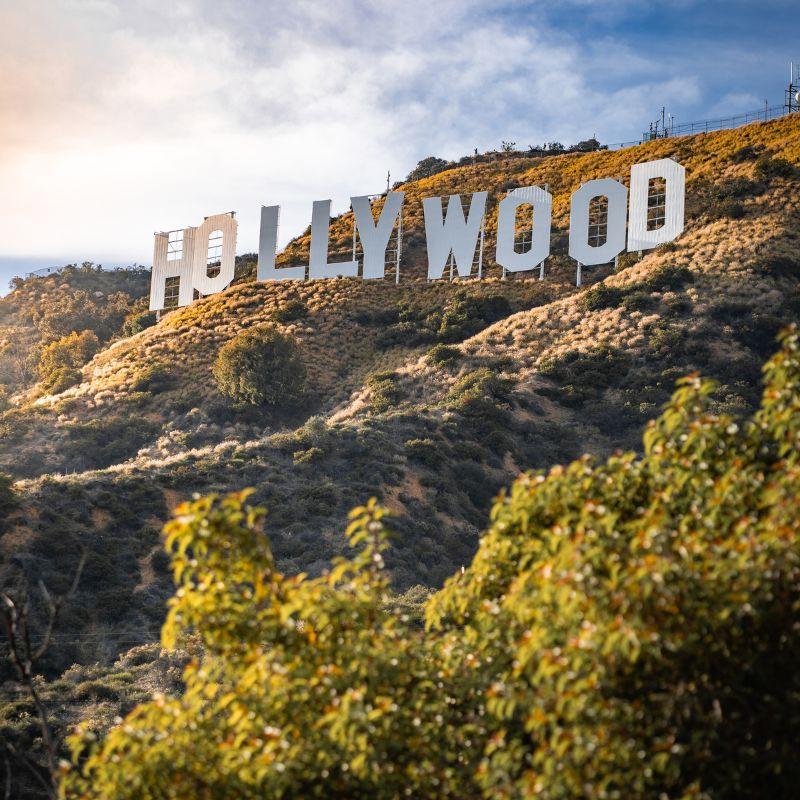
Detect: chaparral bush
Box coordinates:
(38, 329, 100, 391)
(61, 329, 800, 799)
(213, 326, 307, 409)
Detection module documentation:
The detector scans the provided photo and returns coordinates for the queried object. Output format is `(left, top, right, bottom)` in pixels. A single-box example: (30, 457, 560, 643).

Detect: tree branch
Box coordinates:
(1, 549, 86, 799)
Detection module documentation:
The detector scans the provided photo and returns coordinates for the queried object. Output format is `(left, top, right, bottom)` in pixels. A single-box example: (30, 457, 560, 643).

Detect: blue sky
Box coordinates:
(0, 0, 796, 292)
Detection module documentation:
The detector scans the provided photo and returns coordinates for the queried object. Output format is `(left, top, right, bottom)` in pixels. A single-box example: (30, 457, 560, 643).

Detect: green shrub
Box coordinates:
(730, 144, 760, 162)
(711, 197, 745, 219)
(131, 363, 175, 393)
(437, 292, 512, 342)
(378, 291, 513, 349)
(45, 366, 83, 393)
(647, 323, 684, 358)
(754, 254, 800, 278)
(614, 251, 638, 271)
(539, 346, 631, 407)
(754, 155, 797, 180)
(446, 368, 514, 417)
(404, 437, 445, 467)
(72, 680, 121, 703)
(38, 329, 100, 390)
(655, 241, 679, 254)
(273, 299, 308, 323)
(622, 290, 657, 312)
(711, 176, 761, 200)
(293, 446, 324, 465)
(66, 416, 159, 469)
(121, 309, 157, 337)
(643, 263, 693, 292)
(582, 283, 624, 311)
(426, 343, 460, 367)
(366, 371, 403, 413)
(213, 326, 306, 408)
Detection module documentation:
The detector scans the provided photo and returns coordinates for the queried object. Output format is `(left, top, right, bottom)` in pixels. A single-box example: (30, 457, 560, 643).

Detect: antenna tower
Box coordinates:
(786, 61, 800, 113)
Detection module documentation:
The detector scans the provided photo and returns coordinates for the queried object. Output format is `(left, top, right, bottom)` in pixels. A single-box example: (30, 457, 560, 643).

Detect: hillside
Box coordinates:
(1, 115, 799, 682)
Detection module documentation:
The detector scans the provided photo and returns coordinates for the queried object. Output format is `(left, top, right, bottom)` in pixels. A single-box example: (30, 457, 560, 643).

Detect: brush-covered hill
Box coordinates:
(1, 115, 799, 677)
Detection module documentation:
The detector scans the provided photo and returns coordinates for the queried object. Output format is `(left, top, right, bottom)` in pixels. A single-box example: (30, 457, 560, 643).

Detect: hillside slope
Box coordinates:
(1, 115, 799, 675)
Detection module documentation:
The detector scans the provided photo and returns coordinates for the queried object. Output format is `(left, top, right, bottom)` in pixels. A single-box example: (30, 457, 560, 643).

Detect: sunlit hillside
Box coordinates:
(0, 114, 798, 680)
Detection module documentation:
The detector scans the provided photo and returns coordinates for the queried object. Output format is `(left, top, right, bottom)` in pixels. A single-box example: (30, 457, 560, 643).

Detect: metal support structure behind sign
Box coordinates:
(396, 206, 403, 284)
(477, 218, 485, 279)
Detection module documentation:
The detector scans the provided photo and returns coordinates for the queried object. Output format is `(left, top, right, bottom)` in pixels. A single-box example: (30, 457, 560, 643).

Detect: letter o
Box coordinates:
(568, 178, 628, 266)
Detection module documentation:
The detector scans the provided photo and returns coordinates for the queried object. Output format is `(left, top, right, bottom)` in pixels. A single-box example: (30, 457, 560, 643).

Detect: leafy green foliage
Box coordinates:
(404, 156, 453, 182)
(26, 263, 149, 341)
(404, 437, 445, 467)
(213, 326, 306, 408)
(0, 263, 150, 394)
(63, 328, 800, 799)
(38, 330, 100, 391)
(539, 345, 631, 407)
(366, 371, 403, 413)
(376, 290, 513, 349)
(130, 363, 175, 394)
(446, 368, 514, 417)
(272, 298, 308, 323)
(581, 283, 624, 311)
(754, 155, 797, 181)
(121, 304, 157, 337)
(64, 495, 481, 799)
(426, 343, 461, 367)
(582, 267, 693, 315)
(429, 326, 800, 799)
(65, 416, 159, 469)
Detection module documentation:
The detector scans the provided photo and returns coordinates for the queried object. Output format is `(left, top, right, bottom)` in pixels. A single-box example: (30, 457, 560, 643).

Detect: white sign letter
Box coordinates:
(627, 158, 685, 252)
(149, 227, 196, 311)
(352, 192, 404, 280)
(423, 191, 487, 280)
(496, 187, 552, 273)
(568, 178, 628, 266)
(258, 205, 305, 281)
(309, 199, 358, 279)
(191, 213, 238, 296)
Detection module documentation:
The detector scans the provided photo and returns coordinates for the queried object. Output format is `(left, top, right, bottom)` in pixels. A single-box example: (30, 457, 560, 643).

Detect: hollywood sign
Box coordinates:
(149, 157, 685, 311)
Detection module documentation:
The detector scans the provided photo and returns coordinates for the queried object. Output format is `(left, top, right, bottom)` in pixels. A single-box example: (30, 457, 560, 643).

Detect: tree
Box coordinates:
(2, 552, 85, 799)
(212, 326, 306, 408)
(574, 137, 602, 152)
(404, 157, 451, 182)
(428, 326, 800, 799)
(63, 497, 480, 799)
(63, 328, 800, 799)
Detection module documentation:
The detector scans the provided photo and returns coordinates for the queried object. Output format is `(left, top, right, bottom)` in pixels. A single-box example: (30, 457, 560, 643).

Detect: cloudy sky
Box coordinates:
(0, 0, 795, 288)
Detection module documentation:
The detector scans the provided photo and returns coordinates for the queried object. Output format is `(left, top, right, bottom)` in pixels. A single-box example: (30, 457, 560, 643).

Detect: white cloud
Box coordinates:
(0, 0, 701, 264)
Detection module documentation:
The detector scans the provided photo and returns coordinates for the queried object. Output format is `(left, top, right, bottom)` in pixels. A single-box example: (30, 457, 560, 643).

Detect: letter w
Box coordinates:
(422, 191, 487, 280)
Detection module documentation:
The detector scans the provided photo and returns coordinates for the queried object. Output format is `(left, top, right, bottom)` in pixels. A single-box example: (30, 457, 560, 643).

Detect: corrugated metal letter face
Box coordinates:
(258, 206, 305, 282)
(191, 213, 238, 296)
(150, 212, 237, 310)
(309, 199, 359, 279)
(627, 158, 685, 251)
(496, 186, 552, 273)
(149, 226, 196, 311)
(568, 178, 628, 266)
(353, 192, 405, 280)
(423, 191, 488, 280)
